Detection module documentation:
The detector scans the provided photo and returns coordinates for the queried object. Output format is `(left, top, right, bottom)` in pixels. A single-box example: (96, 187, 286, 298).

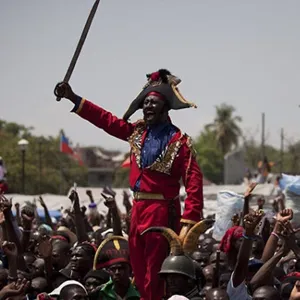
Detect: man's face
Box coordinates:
(108, 263, 130, 284)
(165, 273, 190, 295)
(142, 95, 165, 125)
(70, 247, 91, 273)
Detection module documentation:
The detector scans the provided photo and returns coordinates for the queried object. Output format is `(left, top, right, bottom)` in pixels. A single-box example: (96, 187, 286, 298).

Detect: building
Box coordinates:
(78, 146, 127, 187)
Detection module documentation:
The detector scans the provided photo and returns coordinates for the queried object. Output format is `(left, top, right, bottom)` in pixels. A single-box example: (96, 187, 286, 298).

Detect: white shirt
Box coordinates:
(227, 273, 252, 300)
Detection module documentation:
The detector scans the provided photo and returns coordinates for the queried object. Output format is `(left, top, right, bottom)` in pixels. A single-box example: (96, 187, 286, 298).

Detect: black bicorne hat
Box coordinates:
(123, 69, 197, 121)
(93, 235, 129, 270)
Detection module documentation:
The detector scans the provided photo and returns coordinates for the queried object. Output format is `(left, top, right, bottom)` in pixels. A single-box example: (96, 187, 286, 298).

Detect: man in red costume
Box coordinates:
(55, 69, 203, 300)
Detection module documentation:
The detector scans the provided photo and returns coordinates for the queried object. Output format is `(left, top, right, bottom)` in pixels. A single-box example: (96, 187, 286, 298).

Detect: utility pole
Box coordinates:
(279, 128, 284, 174)
(261, 113, 265, 159)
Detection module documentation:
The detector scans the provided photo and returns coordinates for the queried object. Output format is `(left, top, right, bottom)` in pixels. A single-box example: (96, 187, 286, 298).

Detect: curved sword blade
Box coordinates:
(56, 0, 101, 101)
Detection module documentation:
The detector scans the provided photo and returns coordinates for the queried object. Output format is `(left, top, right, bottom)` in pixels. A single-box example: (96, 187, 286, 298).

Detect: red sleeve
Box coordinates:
(180, 138, 203, 224)
(74, 98, 134, 141)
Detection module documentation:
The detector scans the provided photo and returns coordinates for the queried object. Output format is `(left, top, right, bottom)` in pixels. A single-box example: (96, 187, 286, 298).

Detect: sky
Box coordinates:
(1, 0, 300, 153)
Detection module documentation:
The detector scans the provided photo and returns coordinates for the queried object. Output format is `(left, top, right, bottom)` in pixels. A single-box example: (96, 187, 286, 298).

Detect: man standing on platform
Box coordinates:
(55, 69, 203, 300)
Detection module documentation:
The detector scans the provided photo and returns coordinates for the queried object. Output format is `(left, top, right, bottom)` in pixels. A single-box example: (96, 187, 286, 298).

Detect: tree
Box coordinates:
(0, 120, 87, 194)
(194, 128, 224, 184)
(206, 103, 242, 156)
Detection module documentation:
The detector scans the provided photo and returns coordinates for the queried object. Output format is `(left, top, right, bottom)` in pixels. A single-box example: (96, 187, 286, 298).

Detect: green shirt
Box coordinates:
(98, 279, 140, 300)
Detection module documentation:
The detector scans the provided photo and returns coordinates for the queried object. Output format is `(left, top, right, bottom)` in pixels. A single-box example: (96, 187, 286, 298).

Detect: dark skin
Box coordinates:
(55, 82, 169, 126)
(60, 285, 88, 300)
(107, 263, 131, 298)
(51, 240, 70, 271)
(69, 247, 93, 278)
(84, 277, 105, 295)
(206, 288, 229, 300)
(200, 238, 216, 253)
(164, 273, 193, 296)
(209, 252, 228, 272)
(203, 265, 214, 288)
(219, 273, 231, 290)
(191, 250, 210, 268)
(252, 286, 280, 300)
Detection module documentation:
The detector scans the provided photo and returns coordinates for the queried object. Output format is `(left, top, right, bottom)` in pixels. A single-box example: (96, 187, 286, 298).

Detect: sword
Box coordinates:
(55, 0, 100, 101)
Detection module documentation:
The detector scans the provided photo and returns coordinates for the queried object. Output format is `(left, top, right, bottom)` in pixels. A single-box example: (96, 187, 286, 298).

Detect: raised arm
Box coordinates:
(55, 82, 135, 141)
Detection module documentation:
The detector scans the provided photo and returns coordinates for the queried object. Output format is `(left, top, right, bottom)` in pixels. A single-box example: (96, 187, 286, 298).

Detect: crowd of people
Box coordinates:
(1, 69, 299, 299)
(0, 186, 300, 299)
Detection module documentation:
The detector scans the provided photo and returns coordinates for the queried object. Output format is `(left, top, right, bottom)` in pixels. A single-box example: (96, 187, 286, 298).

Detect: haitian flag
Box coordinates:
(60, 133, 84, 166)
(60, 133, 74, 155)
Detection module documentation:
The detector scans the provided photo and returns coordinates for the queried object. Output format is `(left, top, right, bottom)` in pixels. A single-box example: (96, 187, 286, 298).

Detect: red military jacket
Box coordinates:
(74, 98, 203, 225)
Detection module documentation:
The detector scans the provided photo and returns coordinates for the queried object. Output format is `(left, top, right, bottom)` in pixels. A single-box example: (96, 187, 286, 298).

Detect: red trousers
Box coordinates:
(129, 199, 180, 300)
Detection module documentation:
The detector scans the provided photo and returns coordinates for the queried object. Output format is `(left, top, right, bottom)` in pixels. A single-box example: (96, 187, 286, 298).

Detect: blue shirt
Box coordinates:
(134, 122, 177, 191)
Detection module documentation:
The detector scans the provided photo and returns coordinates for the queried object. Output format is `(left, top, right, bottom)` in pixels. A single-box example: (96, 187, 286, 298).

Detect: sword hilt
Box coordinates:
(54, 82, 65, 101)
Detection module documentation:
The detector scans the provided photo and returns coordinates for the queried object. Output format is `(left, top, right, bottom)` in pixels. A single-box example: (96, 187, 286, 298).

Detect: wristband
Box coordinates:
(271, 232, 280, 239)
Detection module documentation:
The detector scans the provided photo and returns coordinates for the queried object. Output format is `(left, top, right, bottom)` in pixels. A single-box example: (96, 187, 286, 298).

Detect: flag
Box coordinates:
(60, 133, 74, 155)
(121, 157, 130, 168)
(60, 132, 84, 166)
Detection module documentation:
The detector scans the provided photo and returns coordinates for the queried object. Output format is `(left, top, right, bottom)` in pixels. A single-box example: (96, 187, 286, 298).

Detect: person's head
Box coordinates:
(191, 250, 210, 268)
(60, 284, 88, 300)
(159, 255, 197, 296)
(164, 273, 195, 296)
(143, 92, 169, 125)
(206, 288, 229, 300)
(24, 252, 36, 273)
(202, 265, 214, 287)
(201, 237, 216, 253)
(70, 243, 96, 275)
(30, 277, 48, 298)
(209, 252, 228, 272)
(51, 239, 71, 270)
(219, 226, 243, 254)
(32, 258, 45, 278)
(252, 286, 280, 300)
(84, 269, 110, 294)
(107, 262, 131, 286)
(252, 237, 265, 259)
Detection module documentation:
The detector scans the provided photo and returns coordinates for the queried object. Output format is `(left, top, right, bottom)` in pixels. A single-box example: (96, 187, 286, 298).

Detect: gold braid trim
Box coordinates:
(127, 120, 146, 168)
(184, 134, 197, 182)
(148, 138, 183, 175)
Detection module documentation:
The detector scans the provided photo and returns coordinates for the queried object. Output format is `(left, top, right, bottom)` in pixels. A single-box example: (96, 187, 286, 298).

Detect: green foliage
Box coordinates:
(194, 129, 224, 184)
(206, 103, 242, 155)
(0, 120, 87, 194)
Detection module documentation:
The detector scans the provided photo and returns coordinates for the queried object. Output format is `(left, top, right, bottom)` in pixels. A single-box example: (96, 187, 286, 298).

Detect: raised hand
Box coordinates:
(37, 235, 52, 259)
(2, 241, 17, 258)
(38, 196, 46, 208)
(244, 182, 257, 198)
(276, 209, 293, 224)
(54, 82, 76, 100)
(86, 190, 92, 197)
(21, 206, 35, 227)
(0, 279, 30, 298)
(102, 193, 116, 209)
(231, 213, 240, 226)
(0, 194, 12, 213)
(243, 210, 264, 236)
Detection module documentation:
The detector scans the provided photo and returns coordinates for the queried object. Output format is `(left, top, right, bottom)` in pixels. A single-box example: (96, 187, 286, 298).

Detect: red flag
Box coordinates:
(121, 157, 130, 168)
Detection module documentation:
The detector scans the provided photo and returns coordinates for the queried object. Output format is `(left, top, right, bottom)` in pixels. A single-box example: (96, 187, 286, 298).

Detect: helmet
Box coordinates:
(159, 255, 196, 280)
